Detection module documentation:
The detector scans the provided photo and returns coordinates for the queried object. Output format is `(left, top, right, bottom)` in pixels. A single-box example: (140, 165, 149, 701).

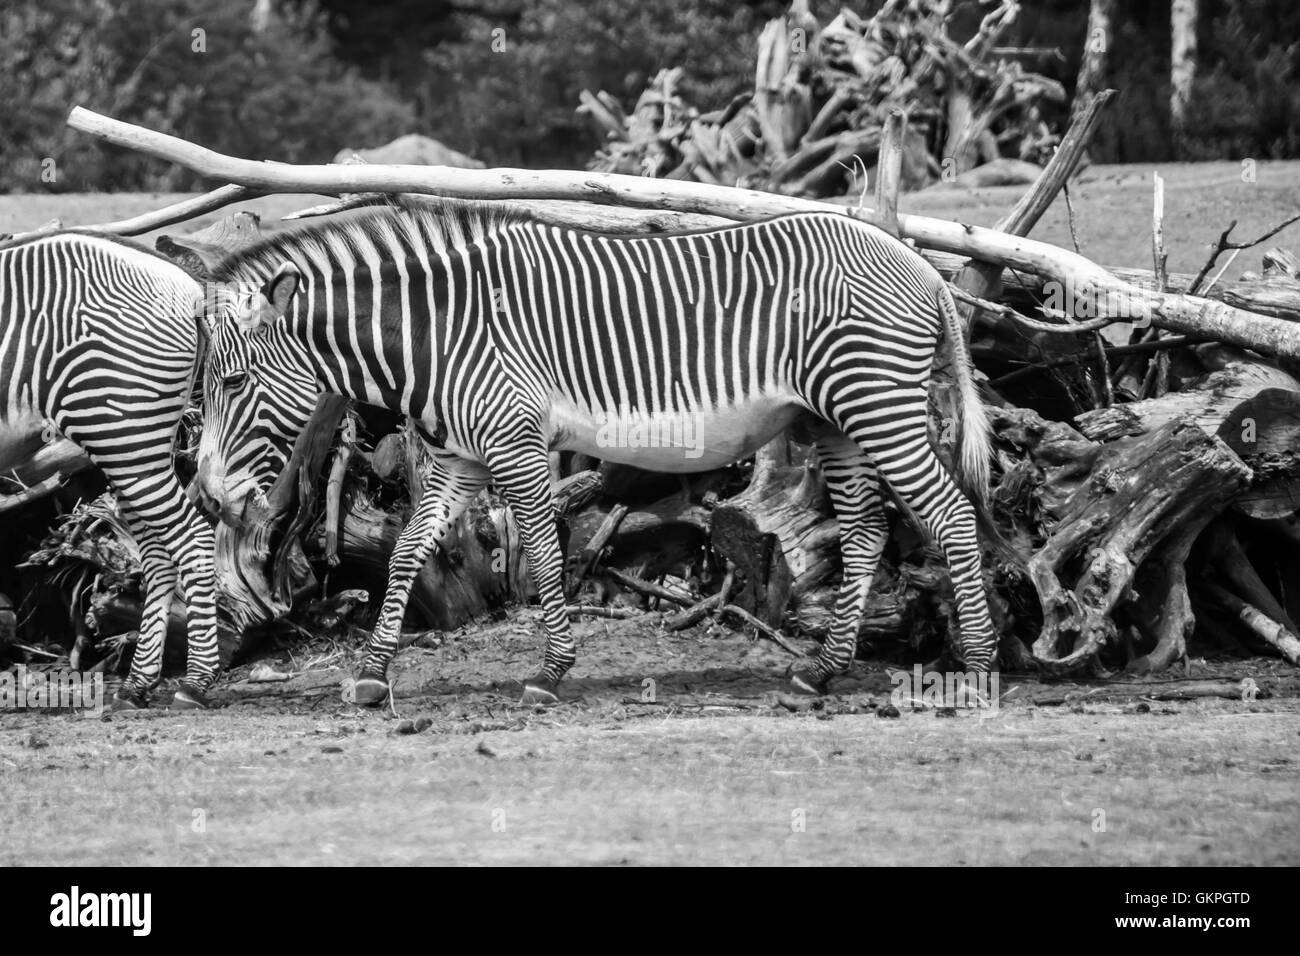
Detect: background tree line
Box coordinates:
(0, 0, 1297, 193)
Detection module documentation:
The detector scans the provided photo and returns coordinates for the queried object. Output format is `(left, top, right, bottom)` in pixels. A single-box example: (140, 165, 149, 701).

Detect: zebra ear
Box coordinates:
(238, 262, 300, 333)
(262, 262, 301, 317)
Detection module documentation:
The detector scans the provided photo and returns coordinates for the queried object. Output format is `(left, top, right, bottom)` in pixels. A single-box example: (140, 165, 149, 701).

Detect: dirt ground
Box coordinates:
(2, 610, 1298, 866)
(3, 163, 1300, 865)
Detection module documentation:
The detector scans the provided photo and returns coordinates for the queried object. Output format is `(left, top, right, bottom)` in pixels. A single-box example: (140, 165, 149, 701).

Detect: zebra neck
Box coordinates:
(293, 256, 450, 418)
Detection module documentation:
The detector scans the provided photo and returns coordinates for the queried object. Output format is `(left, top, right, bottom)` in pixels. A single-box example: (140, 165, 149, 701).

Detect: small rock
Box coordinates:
(23, 733, 49, 749)
(320, 745, 344, 754)
(876, 704, 901, 719)
(935, 707, 957, 718)
(774, 693, 814, 713)
(476, 740, 497, 758)
(249, 662, 293, 683)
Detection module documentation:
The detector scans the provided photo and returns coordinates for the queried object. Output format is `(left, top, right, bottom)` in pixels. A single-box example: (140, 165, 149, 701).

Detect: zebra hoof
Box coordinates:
(111, 688, 150, 711)
(170, 685, 210, 711)
(520, 678, 560, 706)
(351, 675, 391, 707)
(788, 666, 829, 697)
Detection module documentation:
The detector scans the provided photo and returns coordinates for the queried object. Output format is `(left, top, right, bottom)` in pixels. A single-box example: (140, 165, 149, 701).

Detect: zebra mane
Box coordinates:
(210, 197, 537, 284)
(0, 228, 169, 261)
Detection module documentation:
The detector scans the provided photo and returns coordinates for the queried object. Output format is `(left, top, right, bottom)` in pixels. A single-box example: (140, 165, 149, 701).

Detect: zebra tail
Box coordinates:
(936, 283, 992, 510)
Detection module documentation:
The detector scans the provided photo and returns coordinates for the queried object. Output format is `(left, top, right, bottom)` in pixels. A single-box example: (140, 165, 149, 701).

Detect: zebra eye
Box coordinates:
(221, 371, 250, 391)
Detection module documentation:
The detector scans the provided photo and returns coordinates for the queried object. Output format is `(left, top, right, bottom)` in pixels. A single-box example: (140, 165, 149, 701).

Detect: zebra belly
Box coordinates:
(549, 393, 805, 473)
(0, 407, 48, 473)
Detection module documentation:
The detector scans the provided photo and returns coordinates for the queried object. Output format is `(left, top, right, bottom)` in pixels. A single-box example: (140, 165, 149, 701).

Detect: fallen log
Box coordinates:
(1028, 419, 1252, 673)
(1074, 353, 1300, 519)
(66, 107, 1300, 360)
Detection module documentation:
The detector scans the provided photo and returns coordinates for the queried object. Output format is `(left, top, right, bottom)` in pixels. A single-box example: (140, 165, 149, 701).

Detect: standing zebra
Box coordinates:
(198, 201, 996, 705)
(0, 232, 219, 709)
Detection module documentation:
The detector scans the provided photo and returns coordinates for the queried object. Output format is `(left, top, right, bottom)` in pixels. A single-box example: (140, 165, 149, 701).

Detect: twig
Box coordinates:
(1203, 581, 1300, 666)
(1062, 182, 1082, 254)
(718, 604, 807, 658)
(566, 605, 638, 619)
(873, 108, 907, 239)
(7, 184, 264, 241)
(1189, 211, 1300, 295)
(569, 504, 628, 595)
(603, 568, 692, 607)
(990, 334, 1198, 387)
(324, 416, 357, 567)
(1092, 332, 1114, 406)
(0, 474, 66, 514)
(664, 565, 736, 630)
(1147, 171, 1170, 398)
(947, 285, 1114, 333)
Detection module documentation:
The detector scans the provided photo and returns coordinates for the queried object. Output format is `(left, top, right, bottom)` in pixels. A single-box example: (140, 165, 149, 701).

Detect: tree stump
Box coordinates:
(1028, 419, 1252, 673)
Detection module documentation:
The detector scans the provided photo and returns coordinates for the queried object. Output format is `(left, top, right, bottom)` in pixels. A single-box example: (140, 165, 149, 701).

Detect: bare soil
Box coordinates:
(2, 611, 1297, 866)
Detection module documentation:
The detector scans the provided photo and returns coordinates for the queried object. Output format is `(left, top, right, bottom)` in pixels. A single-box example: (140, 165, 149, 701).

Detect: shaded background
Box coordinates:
(1, 0, 1298, 193)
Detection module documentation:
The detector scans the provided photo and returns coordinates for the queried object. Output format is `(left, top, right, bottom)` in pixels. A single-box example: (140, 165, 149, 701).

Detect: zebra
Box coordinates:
(0, 231, 220, 709)
(197, 200, 997, 705)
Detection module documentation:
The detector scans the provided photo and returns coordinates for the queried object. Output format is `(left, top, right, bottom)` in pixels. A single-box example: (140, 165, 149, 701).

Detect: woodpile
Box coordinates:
(580, 0, 1064, 196)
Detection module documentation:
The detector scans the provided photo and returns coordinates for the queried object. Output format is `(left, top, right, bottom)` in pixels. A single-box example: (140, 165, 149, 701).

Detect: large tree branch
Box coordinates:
(66, 106, 1300, 359)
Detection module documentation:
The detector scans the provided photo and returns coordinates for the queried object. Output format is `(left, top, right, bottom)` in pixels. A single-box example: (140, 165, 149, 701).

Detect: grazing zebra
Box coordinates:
(0, 232, 219, 709)
(198, 200, 996, 705)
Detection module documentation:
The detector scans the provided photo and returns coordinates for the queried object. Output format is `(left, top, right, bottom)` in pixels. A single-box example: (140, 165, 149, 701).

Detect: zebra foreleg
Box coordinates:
(484, 439, 572, 705)
(790, 432, 889, 695)
(352, 451, 489, 706)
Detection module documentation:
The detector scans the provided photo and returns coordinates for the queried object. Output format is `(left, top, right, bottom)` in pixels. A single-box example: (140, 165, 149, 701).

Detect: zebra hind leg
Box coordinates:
(484, 439, 573, 705)
(789, 431, 889, 695)
(169, 504, 220, 710)
(110, 527, 175, 710)
(837, 386, 998, 672)
(351, 451, 489, 706)
(102, 468, 220, 709)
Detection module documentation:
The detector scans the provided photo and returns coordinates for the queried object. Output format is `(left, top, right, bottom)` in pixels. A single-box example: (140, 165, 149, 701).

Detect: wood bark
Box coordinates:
(1028, 419, 1251, 673)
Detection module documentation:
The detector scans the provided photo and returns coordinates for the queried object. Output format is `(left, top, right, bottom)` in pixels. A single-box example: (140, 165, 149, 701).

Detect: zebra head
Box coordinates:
(197, 263, 319, 525)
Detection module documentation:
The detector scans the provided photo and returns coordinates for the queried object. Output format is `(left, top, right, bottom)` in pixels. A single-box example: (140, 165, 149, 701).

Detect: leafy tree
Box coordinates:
(417, 0, 783, 168)
(0, 0, 415, 191)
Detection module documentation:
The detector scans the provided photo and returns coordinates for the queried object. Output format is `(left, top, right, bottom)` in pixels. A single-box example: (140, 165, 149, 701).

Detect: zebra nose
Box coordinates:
(194, 457, 227, 516)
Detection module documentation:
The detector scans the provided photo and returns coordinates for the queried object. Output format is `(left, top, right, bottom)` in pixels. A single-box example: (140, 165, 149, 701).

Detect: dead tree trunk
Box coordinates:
(1073, 0, 1115, 123)
(1028, 419, 1251, 673)
(1170, 0, 1199, 152)
(710, 437, 838, 627)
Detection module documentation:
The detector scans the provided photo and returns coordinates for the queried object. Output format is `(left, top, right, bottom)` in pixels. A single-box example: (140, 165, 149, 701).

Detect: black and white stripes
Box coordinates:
(0, 233, 220, 707)
(201, 200, 996, 702)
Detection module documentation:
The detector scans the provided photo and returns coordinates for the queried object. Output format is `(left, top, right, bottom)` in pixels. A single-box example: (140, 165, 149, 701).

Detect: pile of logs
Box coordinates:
(4, 39, 1300, 681)
(580, 0, 1063, 195)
